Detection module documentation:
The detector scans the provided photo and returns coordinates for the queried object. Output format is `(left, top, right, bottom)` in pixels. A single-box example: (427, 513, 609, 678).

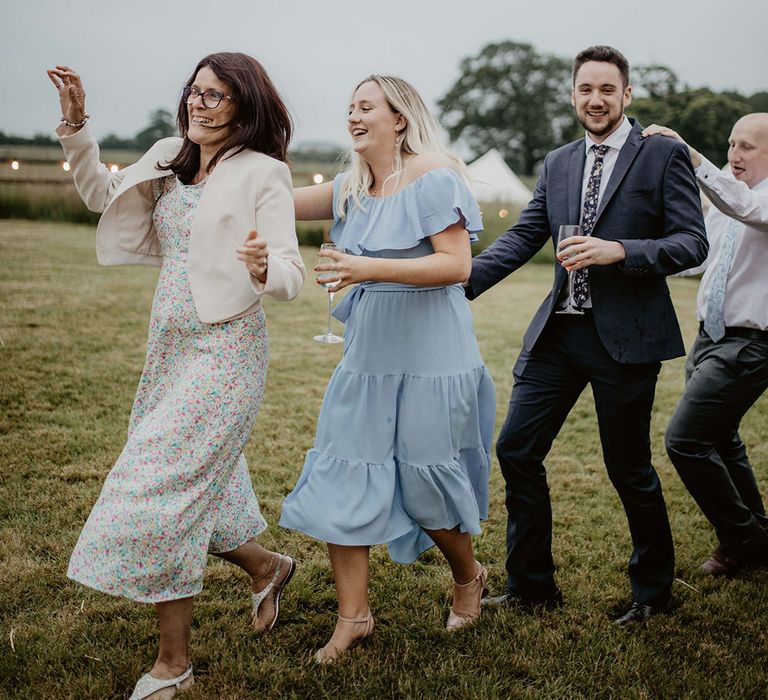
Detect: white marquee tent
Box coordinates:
(467, 148, 533, 205)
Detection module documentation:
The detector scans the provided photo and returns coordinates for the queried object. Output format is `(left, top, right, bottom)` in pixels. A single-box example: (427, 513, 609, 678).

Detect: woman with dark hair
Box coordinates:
(47, 53, 304, 698)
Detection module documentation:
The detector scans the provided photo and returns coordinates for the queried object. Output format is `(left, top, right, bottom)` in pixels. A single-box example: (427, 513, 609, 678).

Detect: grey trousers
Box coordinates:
(665, 328, 768, 546)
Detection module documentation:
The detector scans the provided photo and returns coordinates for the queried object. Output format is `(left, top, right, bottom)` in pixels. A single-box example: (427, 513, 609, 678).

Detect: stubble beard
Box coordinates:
(577, 110, 623, 139)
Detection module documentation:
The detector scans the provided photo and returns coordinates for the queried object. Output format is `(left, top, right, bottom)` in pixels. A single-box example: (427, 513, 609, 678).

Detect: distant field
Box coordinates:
(0, 143, 538, 189)
(0, 144, 533, 255)
(0, 144, 143, 167)
(0, 149, 340, 186)
(0, 145, 341, 245)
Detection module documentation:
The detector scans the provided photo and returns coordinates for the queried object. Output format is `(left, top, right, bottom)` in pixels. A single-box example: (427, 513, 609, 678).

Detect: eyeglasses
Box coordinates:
(182, 85, 234, 109)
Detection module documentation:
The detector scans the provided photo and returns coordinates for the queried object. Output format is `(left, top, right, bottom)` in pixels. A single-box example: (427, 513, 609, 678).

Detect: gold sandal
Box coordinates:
(446, 563, 488, 631)
(314, 611, 375, 664)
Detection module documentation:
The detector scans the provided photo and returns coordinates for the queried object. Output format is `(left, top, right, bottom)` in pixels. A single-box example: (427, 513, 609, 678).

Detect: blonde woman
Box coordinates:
(280, 75, 495, 662)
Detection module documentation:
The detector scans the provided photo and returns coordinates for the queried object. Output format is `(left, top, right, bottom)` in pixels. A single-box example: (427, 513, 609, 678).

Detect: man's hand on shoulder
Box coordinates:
(641, 124, 702, 169)
(557, 235, 625, 270)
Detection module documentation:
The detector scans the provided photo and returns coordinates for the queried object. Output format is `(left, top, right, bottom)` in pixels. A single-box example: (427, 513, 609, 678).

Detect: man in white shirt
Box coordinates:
(643, 114, 768, 576)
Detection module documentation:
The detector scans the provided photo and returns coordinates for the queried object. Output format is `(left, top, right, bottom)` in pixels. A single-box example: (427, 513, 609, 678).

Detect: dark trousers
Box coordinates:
(496, 312, 674, 605)
(666, 329, 768, 546)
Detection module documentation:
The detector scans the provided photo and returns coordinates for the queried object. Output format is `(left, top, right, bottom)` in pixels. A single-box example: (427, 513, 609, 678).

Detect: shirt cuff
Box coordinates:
(695, 156, 722, 183)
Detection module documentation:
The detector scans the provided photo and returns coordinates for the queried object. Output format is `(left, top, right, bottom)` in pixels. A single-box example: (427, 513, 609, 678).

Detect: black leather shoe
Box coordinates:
(481, 589, 563, 612)
(613, 598, 672, 627)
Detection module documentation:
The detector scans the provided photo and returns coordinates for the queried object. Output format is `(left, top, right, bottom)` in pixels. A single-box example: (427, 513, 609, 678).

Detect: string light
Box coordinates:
(498, 209, 509, 218)
(312, 173, 324, 184)
(62, 161, 71, 172)
(11, 160, 19, 170)
(109, 164, 119, 173)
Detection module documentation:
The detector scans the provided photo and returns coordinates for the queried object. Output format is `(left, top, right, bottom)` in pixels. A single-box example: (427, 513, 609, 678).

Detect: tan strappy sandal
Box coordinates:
(314, 610, 375, 664)
(446, 562, 488, 631)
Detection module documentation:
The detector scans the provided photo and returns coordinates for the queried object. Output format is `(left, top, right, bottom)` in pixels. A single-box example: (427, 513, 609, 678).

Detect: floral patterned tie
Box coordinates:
(703, 218, 740, 342)
(572, 144, 609, 308)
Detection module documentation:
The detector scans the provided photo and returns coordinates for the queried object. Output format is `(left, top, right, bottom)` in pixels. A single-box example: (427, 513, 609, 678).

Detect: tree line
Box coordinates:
(0, 109, 178, 152)
(439, 41, 768, 175)
(4, 41, 765, 172)
(0, 108, 341, 163)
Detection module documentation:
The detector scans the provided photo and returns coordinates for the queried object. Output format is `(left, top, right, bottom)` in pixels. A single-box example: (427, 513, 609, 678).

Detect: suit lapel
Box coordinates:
(567, 143, 585, 225)
(594, 122, 644, 226)
(549, 143, 584, 298)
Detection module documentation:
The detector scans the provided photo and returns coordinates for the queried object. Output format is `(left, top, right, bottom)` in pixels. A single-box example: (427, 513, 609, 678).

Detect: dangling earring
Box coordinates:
(393, 123, 405, 175)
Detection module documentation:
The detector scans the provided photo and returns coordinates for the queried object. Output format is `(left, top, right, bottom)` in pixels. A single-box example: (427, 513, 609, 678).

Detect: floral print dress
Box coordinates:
(67, 175, 269, 603)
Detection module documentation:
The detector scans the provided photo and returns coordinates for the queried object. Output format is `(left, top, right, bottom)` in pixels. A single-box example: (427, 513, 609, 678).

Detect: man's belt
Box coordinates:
(699, 322, 768, 341)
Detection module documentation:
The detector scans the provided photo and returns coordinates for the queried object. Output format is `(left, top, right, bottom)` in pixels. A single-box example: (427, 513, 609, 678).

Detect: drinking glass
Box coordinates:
(555, 224, 584, 315)
(314, 243, 344, 343)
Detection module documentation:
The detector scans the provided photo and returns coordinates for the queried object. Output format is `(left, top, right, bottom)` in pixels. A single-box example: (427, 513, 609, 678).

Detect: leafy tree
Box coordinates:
(630, 88, 750, 166)
(134, 109, 176, 151)
(678, 91, 751, 165)
(747, 91, 768, 113)
(628, 94, 678, 133)
(438, 41, 576, 175)
(100, 132, 138, 149)
(632, 65, 679, 99)
(97, 110, 177, 151)
(439, 40, 764, 175)
(0, 131, 56, 145)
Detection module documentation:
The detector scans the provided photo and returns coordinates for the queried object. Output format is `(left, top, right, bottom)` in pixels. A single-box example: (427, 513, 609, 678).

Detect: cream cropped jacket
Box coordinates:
(59, 125, 305, 322)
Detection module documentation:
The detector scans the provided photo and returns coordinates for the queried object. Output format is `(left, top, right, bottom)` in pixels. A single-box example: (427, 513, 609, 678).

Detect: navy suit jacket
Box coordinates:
(467, 119, 708, 364)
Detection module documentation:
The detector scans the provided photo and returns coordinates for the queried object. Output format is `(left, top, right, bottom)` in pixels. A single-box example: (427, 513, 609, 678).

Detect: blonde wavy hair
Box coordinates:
(337, 75, 468, 219)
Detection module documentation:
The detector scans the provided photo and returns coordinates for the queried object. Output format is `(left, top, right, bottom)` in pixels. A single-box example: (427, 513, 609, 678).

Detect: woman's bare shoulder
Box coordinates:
(402, 153, 454, 181)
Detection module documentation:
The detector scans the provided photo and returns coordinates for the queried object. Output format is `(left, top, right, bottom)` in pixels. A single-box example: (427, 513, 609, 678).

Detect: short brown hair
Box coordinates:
(162, 52, 292, 183)
(573, 46, 630, 88)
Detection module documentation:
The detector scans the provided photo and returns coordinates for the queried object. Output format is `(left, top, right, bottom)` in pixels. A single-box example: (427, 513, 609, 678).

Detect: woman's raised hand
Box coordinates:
(237, 230, 270, 283)
(47, 65, 88, 132)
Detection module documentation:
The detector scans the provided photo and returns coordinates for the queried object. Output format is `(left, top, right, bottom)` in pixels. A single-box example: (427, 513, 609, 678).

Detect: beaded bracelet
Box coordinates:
(60, 114, 90, 128)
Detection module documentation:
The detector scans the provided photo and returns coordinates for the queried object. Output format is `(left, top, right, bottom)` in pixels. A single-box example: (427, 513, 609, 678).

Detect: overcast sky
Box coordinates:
(4, 0, 767, 149)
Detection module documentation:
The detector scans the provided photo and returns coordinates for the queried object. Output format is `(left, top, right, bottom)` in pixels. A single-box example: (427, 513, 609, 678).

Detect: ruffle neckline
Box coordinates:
(331, 167, 483, 255)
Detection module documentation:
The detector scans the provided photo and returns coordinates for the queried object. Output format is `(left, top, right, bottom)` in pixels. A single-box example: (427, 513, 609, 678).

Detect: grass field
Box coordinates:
(1, 220, 767, 699)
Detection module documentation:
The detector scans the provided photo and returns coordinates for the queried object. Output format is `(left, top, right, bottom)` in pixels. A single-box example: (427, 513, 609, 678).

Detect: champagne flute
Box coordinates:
(555, 224, 584, 315)
(313, 243, 344, 343)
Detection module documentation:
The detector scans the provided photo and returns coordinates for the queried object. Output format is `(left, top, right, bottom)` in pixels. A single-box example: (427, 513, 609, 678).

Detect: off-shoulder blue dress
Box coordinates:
(279, 168, 496, 563)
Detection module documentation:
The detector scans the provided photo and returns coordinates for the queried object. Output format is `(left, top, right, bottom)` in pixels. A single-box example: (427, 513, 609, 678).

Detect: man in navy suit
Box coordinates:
(466, 46, 708, 625)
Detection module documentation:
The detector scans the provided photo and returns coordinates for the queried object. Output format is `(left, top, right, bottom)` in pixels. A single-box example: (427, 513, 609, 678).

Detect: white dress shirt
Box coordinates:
(561, 117, 633, 309)
(695, 157, 768, 331)
(581, 116, 633, 214)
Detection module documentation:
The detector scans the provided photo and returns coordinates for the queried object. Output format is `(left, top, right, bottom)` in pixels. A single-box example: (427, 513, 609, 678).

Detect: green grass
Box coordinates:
(1, 220, 767, 699)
